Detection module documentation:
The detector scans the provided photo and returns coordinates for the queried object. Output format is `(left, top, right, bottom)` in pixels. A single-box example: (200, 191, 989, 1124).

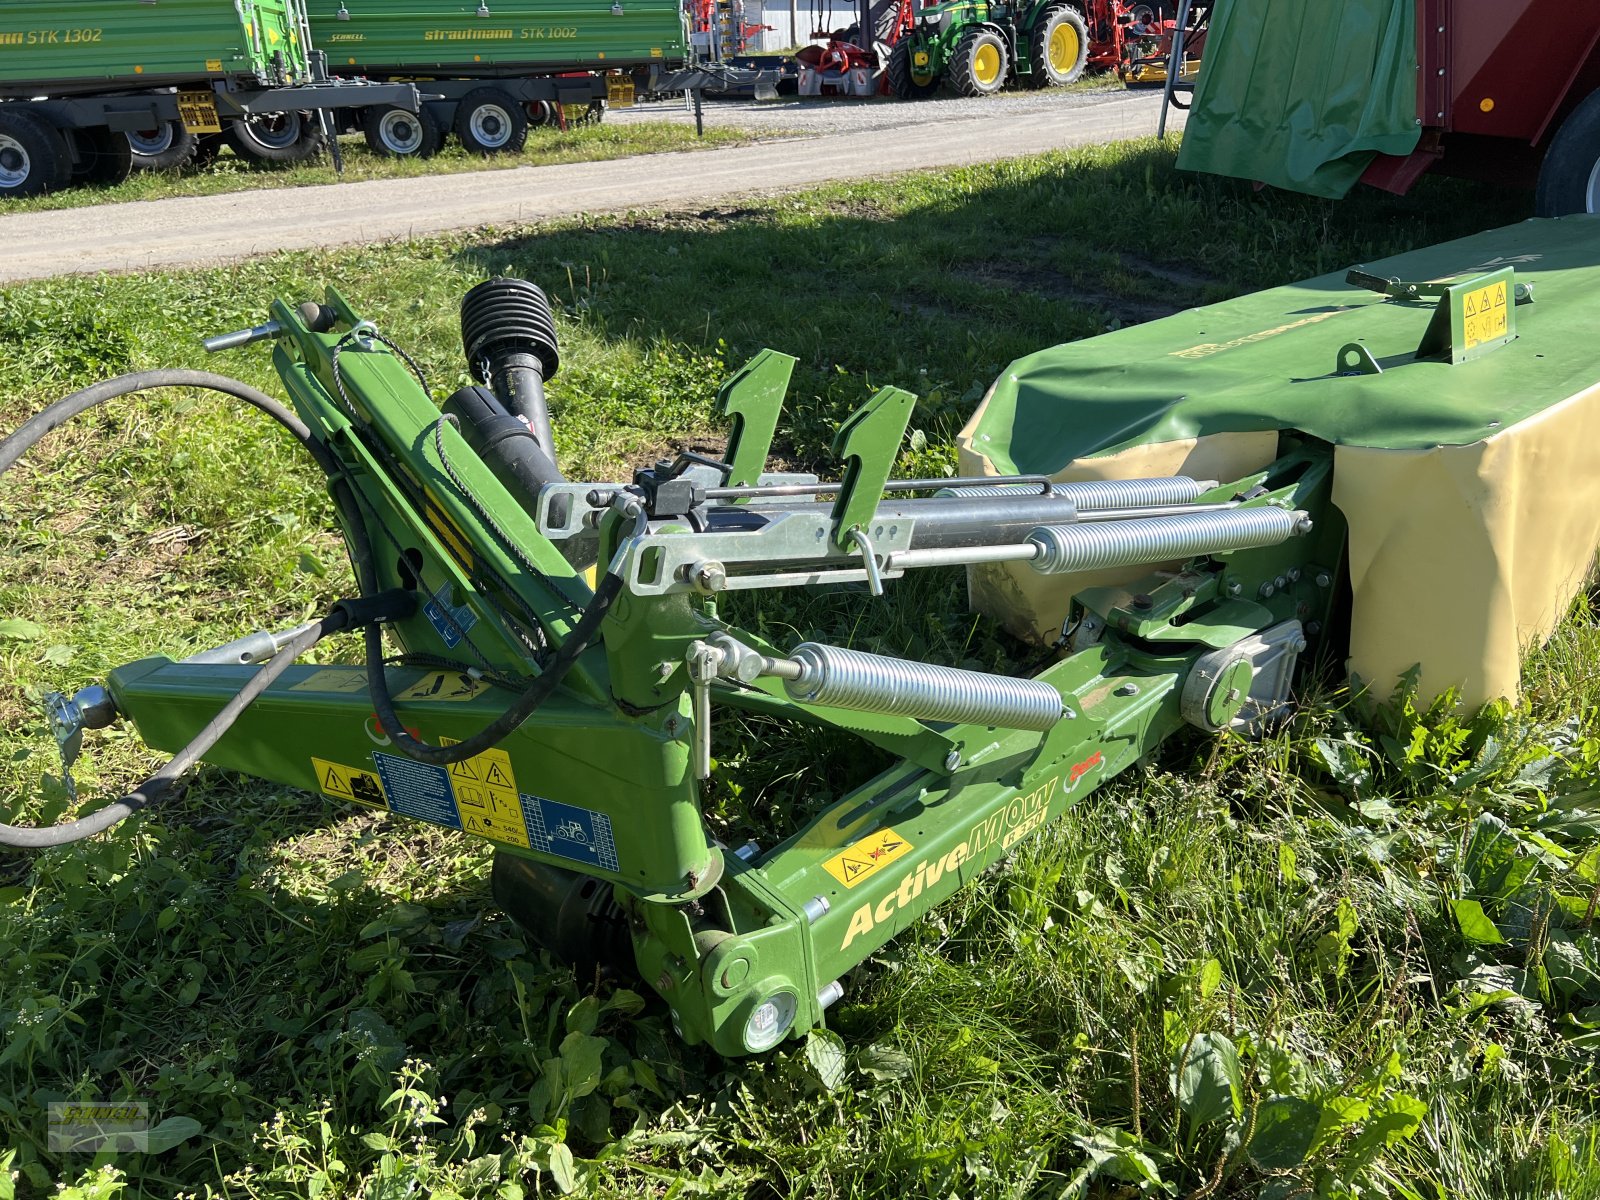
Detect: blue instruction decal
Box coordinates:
(519, 794, 619, 872)
(372, 753, 462, 830)
(422, 583, 478, 649)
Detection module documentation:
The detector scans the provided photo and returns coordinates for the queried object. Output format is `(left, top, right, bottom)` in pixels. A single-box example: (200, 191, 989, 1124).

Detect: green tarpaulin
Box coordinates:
(1175, 0, 1421, 199)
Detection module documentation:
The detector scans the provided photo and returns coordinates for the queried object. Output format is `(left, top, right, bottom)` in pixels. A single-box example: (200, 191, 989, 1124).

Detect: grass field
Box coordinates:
(3, 137, 1599, 1199)
(1, 119, 762, 214)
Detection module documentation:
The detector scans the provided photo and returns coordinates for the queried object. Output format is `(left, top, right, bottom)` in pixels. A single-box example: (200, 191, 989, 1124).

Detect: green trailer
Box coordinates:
(0, 0, 415, 195)
(305, 0, 713, 157)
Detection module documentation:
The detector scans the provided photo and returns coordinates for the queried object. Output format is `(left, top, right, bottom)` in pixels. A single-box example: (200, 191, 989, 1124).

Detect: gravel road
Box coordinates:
(0, 88, 1182, 284)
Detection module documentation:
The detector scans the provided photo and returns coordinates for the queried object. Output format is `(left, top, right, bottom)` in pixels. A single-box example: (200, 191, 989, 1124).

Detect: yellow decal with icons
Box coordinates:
(311, 756, 388, 808)
(822, 827, 914, 888)
(441, 737, 528, 847)
(290, 667, 371, 693)
(395, 670, 487, 703)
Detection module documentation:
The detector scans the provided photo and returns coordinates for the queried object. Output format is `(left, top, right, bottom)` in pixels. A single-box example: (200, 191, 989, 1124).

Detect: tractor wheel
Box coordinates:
(0, 108, 71, 198)
(454, 87, 529, 155)
(949, 28, 1008, 97)
(69, 126, 134, 186)
(225, 110, 325, 164)
(1535, 87, 1600, 215)
(888, 39, 941, 99)
(1028, 5, 1089, 88)
(126, 119, 199, 171)
(362, 104, 443, 159)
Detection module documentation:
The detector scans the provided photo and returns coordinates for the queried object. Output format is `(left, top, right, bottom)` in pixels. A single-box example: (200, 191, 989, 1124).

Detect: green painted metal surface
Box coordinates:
(93, 284, 1344, 1056)
(306, 0, 685, 74)
(968, 218, 1596, 474)
(0, 0, 306, 91)
(1175, 0, 1419, 199)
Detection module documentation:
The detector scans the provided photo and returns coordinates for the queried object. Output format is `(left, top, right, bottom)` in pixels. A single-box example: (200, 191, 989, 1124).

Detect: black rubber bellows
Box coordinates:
(459, 276, 560, 383)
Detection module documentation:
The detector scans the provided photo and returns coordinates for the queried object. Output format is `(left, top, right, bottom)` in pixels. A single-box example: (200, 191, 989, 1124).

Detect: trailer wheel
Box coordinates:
(1028, 5, 1089, 87)
(0, 109, 70, 198)
(949, 28, 1009, 97)
(69, 127, 134, 186)
(225, 110, 325, 164)
(888, 39, 941, 99)
(362, 104, 443, 159)
(126, 120, 199, 171)
(1535, 89, 1600, 216)
(455, 88, 529, 155)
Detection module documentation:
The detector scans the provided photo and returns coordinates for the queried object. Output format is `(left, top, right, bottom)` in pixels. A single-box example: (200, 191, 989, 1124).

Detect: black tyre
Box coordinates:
(888, 39, 941, 99)
(454, 88, 529, 155)
(1028, 5, 1089, 88)
(948, 28, 1009, 97)
(69, 126, 134, 186)
(1535, 88, 1600, 216)
(225, 110, 325, 164)
(362, 104, 443, 158)
(126, 119, 198, 171)
(0, 108, 71, 198)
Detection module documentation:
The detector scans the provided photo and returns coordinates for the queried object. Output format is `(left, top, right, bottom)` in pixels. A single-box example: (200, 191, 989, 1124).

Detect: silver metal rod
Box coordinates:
(885, 543, 1040, 570)
(702, 474, 1055, 500)
(1077, 501, 1241, 521)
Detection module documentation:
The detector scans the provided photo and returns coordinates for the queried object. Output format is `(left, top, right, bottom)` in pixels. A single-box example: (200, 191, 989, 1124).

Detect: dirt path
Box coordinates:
(0, 90, 1182, 283)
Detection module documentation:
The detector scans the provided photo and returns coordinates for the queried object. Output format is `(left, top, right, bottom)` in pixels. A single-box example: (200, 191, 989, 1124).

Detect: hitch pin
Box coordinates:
(202, 320, 283, 353)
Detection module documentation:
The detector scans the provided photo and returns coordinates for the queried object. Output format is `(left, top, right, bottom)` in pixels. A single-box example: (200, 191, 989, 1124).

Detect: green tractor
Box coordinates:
(888, 0, 1091, 98)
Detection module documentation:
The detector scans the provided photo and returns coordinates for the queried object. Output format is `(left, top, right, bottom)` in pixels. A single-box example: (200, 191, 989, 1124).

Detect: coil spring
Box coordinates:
(783, 642, 1064, 731)
(936, 476, 1210, 510)
(1028, 506, 1307, 575)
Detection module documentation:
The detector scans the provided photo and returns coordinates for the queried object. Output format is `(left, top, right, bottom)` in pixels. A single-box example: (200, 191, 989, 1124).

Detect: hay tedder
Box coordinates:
(8, 217, 1600, 1056)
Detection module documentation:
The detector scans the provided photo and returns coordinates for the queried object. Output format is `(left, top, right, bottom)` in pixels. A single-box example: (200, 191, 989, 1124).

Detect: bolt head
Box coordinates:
(1226, 581, 1243, 598)
(944, 749, 961, 772)
(1258, 583, 1276, 599)
(1314, 572, 1332, 588)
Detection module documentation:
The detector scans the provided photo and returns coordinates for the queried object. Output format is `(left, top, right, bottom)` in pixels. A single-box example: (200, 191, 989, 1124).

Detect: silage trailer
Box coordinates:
(0, 0, 417, 196)
(305, 0, 768, 158)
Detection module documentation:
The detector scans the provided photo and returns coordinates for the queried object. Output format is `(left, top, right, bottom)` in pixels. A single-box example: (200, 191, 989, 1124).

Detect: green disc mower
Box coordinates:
(7, 216, 1600, 1057)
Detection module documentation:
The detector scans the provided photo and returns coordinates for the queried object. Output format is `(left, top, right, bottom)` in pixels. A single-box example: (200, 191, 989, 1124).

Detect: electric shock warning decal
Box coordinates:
(440, 738, 528, 849)
(822, 827, 914, 888)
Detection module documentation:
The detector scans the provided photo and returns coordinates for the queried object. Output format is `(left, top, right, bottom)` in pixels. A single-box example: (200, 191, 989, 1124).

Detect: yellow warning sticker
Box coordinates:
(291, 668, 370, 693)
(1461, 279, 1509, 350)
(822, 827, 914, 888)
(395, 670, 486, 703)
(311, 756, 388, 808)
(441, 737, 528, 847)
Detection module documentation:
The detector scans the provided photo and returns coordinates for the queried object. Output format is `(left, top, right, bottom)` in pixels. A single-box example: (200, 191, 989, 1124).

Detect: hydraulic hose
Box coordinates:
(360, 570, 621, 766)
(0, 369, 384, 847)
(0, 614, 340, 849)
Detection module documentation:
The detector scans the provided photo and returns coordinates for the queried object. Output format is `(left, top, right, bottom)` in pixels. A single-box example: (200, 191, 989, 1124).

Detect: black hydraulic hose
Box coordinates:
(0, 369, 377, 847)
(361, 572, 622, 765)
(0, 615, 342, 849)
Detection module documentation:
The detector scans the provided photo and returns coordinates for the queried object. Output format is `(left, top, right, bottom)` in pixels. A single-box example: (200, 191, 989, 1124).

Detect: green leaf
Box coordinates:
(1070, 1127, 1165, 1188)
(40, 644, 76, 667)
(557, 1032, 607, 1101)
(144, 1115, 203, 1153)
(566, 995, 600, 1036)
(1174, 1032, 1242, 1127)
(547, 1142, 577, 1194)
(804, 1028, 847, 1092)
(358, 904, 429, 939)
(601, 989, 645, 1017)
(1248, 1096, 1320, 1169)
(858, 1043, 915, 1082)
(1198, 958, 1222, 1000)
(1450, 898, 1506, 945)
(0, 619, 43, 642)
